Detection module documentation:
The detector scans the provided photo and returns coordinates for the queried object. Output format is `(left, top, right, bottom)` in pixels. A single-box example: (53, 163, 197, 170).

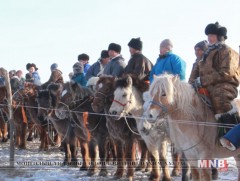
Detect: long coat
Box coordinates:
(189, 43, 239, 115)
(124, 52, 153, 81)
(41, 69, 64, 89)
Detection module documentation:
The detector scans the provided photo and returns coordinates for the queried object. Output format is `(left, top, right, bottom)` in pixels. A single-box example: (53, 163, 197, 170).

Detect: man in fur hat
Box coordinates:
(85, 50, 110, 81)
(103, 43, 126, 77)
(191, 22, 240, 140)
(124, 37, 153, 82)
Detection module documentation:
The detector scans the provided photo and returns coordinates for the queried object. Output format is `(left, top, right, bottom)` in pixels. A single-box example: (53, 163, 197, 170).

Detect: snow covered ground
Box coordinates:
(0, 139, 238, 181)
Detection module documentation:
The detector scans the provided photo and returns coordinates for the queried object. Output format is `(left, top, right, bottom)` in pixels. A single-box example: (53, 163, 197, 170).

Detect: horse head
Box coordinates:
(61, 82, 93, 111)
(37, 83, 63, 120)
(109, 74, 149, 119)
(143, 73, 195, 122)
(92, 75, 116, 113)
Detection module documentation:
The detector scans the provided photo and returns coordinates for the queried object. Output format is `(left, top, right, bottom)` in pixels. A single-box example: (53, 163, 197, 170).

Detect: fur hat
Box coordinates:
(73, 62, 84, 74)
(100, 50, 109, 59)
(50, 63, 58, 71)
(78, 53, 89, 61)
(26, 63, 38, 71)
(194, 40, 208, 51)
(205, 22, 227, 39)
(108, 43, 121, 53)
(128, 37, 142, 51)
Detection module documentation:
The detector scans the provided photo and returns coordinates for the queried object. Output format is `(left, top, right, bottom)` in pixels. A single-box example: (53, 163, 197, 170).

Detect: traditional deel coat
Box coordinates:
(41, 69, 64, 89)
(124, 52, 153, 81)
(195, 43, 239, 114)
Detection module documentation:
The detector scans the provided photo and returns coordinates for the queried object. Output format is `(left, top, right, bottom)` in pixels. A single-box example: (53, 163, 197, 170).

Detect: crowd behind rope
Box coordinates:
(0, 21, 240, 152)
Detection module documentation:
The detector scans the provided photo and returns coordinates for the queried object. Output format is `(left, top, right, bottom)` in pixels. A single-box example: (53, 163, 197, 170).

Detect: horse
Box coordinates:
(0, 86, 9, 142)
(91, 75, 150, 181)
(60, 81, 111, 176)
(143, 73, 240, 181)
(109, 75, 176, 181)
(37, 82, 90, 170)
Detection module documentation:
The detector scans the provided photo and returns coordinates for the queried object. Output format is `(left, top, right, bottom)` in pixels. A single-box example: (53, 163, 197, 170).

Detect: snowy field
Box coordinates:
(0, 139, 238, 181)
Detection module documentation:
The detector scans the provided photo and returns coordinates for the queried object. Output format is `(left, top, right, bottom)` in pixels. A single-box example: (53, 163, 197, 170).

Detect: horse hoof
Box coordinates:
(99, 170, 108, 177)
(1, 137, 8, 142)
(171, 169, 181, 176)
(80, 166, 88, 171)
(162, 176, 172, 181)
(27, 136, 33, 141)
(87, 169, 97, 176)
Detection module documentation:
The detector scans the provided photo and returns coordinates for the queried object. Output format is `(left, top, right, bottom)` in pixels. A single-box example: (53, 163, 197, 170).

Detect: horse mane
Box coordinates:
(115, 74, 149, 93)
(150, 74, 196, 115)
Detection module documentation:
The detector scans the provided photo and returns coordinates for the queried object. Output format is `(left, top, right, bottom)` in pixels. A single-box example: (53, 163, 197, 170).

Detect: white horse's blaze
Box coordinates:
(98, 83, 103, 89)
(61, 89, 67, 97)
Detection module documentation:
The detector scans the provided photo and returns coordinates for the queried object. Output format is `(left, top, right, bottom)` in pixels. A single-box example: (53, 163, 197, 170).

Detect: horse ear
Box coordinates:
(126, 75, 132, 86)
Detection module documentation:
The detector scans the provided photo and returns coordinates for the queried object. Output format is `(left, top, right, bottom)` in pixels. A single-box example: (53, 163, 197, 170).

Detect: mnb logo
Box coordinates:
(198, 160, 228, 170)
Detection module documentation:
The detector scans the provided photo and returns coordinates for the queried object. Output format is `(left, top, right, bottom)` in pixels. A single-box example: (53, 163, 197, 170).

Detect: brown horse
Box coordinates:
(0, 86, 8, 142)
(60, 82, 112, 176)
(92, 75, 149, 181)
(144, 74, 240, 181)
(37, 83, 90, 170)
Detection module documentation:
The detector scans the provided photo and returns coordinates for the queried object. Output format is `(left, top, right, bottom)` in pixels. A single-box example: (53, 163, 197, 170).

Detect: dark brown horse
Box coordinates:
(60, 82, 112, 176)
(91, 75, 149, 181)
(37, 83, 90, 170)
(0, 86, 8, 142)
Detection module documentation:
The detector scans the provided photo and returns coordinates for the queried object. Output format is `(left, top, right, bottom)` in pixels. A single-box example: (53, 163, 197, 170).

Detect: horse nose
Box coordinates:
(111, 111, 117, 115)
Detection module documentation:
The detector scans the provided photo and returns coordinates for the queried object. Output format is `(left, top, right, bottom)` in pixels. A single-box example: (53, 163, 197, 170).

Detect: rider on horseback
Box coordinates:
(189, 22, 240, 150)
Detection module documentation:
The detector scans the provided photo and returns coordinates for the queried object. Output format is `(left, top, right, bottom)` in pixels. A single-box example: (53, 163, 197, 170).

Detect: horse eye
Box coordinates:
(123, 94, 127, 97)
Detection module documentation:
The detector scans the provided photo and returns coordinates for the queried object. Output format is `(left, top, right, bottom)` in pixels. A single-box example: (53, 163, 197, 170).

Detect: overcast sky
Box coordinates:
(1, 0, 240, 82)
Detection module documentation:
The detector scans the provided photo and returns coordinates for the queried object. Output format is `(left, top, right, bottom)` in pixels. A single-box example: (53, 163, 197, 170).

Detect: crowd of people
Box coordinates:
(0, 21, 240, 151)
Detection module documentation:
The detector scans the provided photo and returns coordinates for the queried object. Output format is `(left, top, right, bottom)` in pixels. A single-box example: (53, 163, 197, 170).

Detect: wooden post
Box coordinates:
(0, 68, 14, 167)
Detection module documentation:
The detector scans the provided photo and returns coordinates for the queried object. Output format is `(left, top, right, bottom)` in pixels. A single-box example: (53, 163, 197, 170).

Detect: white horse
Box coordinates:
(109, 75, 181, 181)
(143, 73, 240, 181)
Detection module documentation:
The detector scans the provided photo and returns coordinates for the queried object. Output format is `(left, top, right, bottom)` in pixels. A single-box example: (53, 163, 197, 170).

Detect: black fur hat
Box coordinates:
(78, 53, 89, 61)
(128, 37, 142, 51)
(100, 50, 109, 59)
(205, 22, 227, 39)
(26, 63, 38, 71)
(108, 43, 121, 53)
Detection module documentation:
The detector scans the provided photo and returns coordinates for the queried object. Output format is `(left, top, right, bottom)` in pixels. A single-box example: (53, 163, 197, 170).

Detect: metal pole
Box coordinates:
(0, 68, 14, 167)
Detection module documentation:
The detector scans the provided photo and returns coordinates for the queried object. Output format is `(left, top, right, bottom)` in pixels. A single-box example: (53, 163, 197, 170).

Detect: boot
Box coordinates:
(220, 124, 240, 151)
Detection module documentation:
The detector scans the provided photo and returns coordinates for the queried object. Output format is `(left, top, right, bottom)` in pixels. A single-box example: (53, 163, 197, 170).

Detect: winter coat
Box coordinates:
(124, 52, 153, 81)
(71, 73, 87, 86)
(103, 55, 126, 77)
(85, 60, 104, 81)
(150, 52, 186, 83)
(191, 43, 239, 114)
(41, 69, 64, 89)
(32, 71, 41, 86)
(84, 63, 91, 75)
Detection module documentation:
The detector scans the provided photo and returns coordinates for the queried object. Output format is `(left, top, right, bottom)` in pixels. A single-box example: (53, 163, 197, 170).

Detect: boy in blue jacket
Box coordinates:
(71, 62, 87, 86)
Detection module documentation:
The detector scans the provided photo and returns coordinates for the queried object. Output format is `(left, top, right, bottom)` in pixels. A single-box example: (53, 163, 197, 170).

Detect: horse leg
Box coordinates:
(181, 152, 191, 181)
(114, 140, 125, 179)
(199, 168, 211, 181)
(212, 167, 218, 180)
(135, 140, 149, 172)
(87, 140, 98, 176)
(79, 140, 90, 171)
(70, 138, 77, 167)
(19, 123, 27, 149)
(159, 140, 171, 181)
(149, 150, 161, 181)
(63, 142, 71, 165)
(98, 136, 108, 177)
(2, 122, 8, 142)
(125, 140, 137, 181)
(171, 143, 181, 176)
(191, 167, 200, 181)
(27, 121, 34, 141)
(15, 125, 20, 147)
